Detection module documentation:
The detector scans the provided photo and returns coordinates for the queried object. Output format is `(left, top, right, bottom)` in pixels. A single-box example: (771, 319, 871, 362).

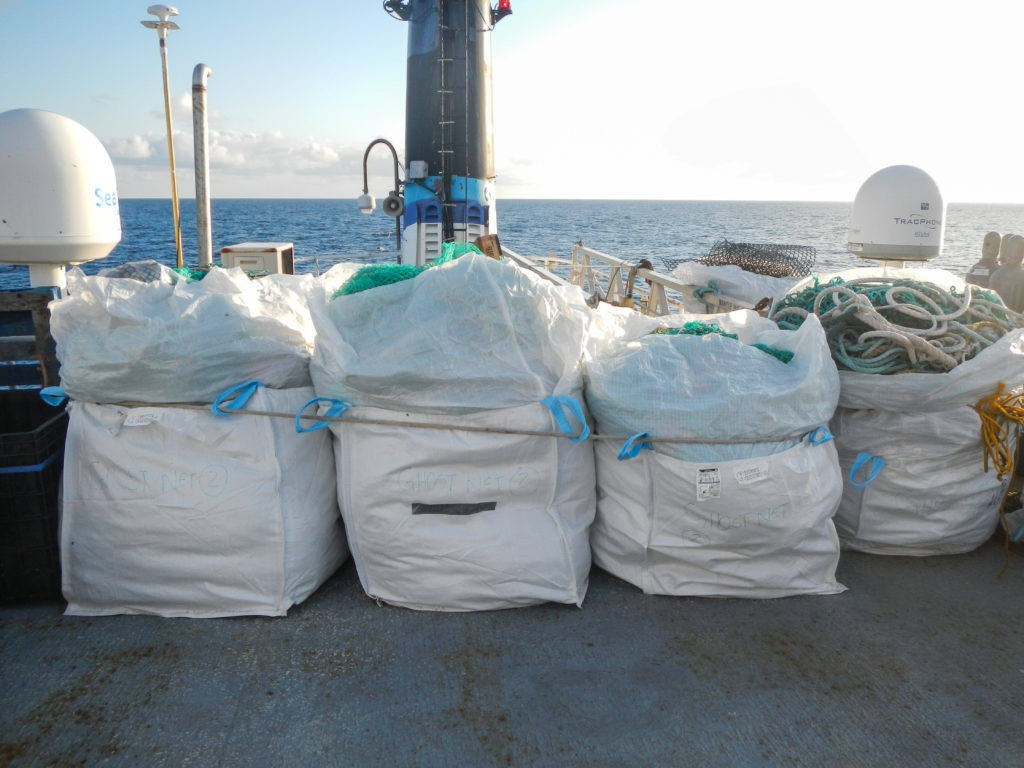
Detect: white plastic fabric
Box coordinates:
(584, 307, 840, 462)
(50, 264, 316, 404)
(590, 437, 845, 598)
(671, 262, 800, 312)
(329, 400, 595, 611)
(60, 387, 347, 617)
(309, 253, 592, 414)
(831, 405, 1010, 555)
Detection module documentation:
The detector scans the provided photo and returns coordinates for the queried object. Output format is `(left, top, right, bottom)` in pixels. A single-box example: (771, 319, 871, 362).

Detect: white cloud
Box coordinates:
(202, 130, 350, 173)
(106, 126, 401, 197)
(108, 135, 155, 160)
(172, 92, 193, 122)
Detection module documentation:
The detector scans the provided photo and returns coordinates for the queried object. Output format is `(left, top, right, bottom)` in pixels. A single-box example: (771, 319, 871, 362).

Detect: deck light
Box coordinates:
(357, 193, 376, 215)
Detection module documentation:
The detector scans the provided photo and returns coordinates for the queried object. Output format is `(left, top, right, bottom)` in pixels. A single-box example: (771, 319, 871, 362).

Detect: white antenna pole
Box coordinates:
(141, 5, 183, 269)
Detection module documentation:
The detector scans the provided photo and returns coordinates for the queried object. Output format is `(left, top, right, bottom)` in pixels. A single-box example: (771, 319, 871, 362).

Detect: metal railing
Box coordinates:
(507, 242, 751, 316)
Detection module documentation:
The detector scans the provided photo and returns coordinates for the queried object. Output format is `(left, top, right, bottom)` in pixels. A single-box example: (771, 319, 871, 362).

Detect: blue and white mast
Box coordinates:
(384, 0, 511, 265)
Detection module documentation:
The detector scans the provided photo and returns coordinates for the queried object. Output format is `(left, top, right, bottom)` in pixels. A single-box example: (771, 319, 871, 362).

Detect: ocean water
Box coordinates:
(3, 198, 1024, 289)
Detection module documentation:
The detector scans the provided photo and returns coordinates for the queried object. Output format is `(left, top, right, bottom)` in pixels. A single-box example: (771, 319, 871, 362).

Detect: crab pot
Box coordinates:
(0, 390, 68, 603)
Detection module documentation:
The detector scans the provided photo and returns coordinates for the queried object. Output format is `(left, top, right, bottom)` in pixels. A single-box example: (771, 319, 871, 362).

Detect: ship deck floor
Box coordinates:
(2, 533, 1023, 768)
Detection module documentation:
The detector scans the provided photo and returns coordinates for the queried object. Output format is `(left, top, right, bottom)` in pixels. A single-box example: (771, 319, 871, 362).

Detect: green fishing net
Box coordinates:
(433, 242, 481, 265)
(751, 343, 794, 364)
(656, 321, 738, 339)
(100, 261, 211, 283)
(333, 242, 486, 298)
(334, 264, 425, 296)
(654, 321, 793, 363)
(173, 266, 209, 282)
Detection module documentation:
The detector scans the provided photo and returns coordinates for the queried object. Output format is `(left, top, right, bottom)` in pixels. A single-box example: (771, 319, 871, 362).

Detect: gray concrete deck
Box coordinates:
(2, 534, 1023, 768)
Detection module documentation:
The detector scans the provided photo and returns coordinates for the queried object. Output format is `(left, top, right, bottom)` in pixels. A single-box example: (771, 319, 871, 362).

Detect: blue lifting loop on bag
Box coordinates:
(849, 452, 885, 488)
(39, 387, 68, 406)
(618, 432, 654, 461)
(211, 380, 262, 416)
(295, 397, 349, 433)
(808, 426, 834, 445)
(1012, 522, 1024, 543)
(541, 395, 590, 443)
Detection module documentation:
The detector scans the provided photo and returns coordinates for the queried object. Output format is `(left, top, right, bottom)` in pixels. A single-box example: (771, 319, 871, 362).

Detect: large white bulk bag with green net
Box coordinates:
(309, 252, 591, 414)
(307, 251, 596, 609)
(60, 385, 347, 617)
(324, 399, 595, 611)
(583, 306, 844, 597)
(50, 263, 315, 404)
(584, 308, 840, 462)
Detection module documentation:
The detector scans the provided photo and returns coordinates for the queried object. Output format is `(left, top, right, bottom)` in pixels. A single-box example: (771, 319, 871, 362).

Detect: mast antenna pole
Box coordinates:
(141, 4, 184, 269)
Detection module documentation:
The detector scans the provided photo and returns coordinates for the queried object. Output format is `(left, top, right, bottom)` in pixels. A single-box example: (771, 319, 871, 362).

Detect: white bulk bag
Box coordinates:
(61, 386, 347, 617)
(584, 308, 839, 462)
(328, 399, 595, 611)
(831, 405, 1010, 555)
(670, 262, 800, 313)
(590, 436, 844, 598)
(309, 253, 591, 414)
(50, 264, 315, 404)
(832, 322, 1024, 555)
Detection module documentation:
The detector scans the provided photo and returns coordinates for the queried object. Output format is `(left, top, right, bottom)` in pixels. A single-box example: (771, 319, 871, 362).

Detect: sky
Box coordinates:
(2, 0, 1023, 203)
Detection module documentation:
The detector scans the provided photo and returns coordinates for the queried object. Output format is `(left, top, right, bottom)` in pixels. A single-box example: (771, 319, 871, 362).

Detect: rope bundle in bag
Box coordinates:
(771, 276, 1024, 373)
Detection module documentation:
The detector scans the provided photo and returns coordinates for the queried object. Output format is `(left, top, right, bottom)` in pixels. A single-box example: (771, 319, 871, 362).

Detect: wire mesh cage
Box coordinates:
(700, 240, 816, 278)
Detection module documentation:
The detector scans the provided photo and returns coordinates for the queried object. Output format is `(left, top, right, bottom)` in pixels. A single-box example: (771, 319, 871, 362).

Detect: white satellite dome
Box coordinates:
(846, 165, 944, 261)
(0, 108, 122, 286)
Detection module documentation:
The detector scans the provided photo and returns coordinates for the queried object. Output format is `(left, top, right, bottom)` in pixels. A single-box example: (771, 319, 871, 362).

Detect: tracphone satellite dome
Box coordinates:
(846, 165, 944, 262)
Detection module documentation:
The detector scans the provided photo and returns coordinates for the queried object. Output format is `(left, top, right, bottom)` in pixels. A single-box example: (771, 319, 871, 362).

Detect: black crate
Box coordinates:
(0, 389, 68, 603)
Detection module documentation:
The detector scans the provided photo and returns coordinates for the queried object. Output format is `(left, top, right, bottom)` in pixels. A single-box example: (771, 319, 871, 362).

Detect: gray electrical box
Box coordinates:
(219, 242, 295, 274)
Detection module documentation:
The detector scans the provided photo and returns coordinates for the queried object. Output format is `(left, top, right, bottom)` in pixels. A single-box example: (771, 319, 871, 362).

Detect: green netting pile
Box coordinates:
(654, 321, 794, 363)
(99, 260, 211, 283)
(174, 266, 209, 282)
(334, 264, 424, 296)
(333, 242, 485, 298)
(656, 321, 734, 338)
(751, 343, 794, 364)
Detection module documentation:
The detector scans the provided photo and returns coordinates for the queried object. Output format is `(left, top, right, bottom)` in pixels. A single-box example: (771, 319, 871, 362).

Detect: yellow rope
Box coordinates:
(974, 381, 1024, 480)
(972, 382, 1024, 574)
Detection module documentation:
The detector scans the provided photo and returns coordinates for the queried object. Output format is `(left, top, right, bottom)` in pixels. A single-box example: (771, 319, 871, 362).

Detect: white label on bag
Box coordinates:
(696, 467, 721, 501)
(735, 463, 769, 485)
(123, 411, 161, 427)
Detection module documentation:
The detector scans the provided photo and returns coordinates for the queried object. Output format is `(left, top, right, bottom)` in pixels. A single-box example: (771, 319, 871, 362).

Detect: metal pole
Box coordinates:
(361, 138, 402, 196)
(142, 5, 184, 269)
(361, 138, 403, 251)
(192, 64, 213, 267)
